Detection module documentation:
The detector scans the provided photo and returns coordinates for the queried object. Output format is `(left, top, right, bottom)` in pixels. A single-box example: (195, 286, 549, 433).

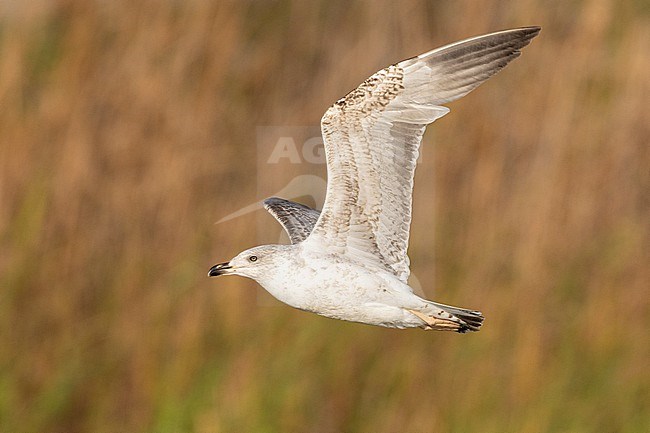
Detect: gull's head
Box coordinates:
(208, 244, 290, 281)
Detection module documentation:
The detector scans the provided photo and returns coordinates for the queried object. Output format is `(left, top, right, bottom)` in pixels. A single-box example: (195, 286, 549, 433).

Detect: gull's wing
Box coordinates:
(305, 27, 541, 282)
(263, 197, 321, 244)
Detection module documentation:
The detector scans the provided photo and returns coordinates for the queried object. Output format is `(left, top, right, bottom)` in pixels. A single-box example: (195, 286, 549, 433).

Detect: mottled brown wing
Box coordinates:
(305, 27, 541, 283)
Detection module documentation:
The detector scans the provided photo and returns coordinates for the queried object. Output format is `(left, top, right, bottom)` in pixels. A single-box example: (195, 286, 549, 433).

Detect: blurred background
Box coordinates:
(1, 0, 648, 432)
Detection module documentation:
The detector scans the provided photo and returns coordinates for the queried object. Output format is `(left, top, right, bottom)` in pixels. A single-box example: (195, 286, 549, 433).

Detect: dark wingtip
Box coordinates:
(522, 25, 542, 32)
(518, 26, 542, 42)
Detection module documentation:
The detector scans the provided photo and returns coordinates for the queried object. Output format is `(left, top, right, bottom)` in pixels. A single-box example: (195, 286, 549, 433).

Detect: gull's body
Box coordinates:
(241, 243, 433, 328)
(210, 27, 540, 332)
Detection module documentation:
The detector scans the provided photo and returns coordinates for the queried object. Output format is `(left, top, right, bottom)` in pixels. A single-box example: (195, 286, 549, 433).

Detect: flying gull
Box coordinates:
(209, 27, 540, 332)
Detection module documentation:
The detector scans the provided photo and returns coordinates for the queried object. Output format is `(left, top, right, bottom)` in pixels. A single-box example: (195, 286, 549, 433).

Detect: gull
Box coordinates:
(209, 27, 540, 332)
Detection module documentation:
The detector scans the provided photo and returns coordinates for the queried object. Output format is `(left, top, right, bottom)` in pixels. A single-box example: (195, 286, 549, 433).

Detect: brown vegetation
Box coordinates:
(1, 1, 648, 431)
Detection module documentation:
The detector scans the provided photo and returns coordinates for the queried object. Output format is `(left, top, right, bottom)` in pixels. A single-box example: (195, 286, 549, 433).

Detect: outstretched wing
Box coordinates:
(305, 27, 541, 282)
(263, 197, 321, 244)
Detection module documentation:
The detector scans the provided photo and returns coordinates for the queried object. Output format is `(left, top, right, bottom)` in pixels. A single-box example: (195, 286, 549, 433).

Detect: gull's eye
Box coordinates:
(249, 255, 258, 262)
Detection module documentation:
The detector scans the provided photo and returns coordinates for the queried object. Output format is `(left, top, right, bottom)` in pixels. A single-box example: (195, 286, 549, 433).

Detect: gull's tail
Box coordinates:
(409, 301, 484, 333)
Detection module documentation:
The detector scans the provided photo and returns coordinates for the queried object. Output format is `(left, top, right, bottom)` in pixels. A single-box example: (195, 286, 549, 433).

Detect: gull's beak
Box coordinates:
(208, 262, 233, 277)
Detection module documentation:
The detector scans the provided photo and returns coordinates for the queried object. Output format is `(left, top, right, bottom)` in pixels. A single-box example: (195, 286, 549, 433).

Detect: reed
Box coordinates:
(1, 1, 648, 431)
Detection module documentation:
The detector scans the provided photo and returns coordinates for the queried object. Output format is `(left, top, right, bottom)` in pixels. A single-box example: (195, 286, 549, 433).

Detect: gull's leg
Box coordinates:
(406, 309, 461, 331)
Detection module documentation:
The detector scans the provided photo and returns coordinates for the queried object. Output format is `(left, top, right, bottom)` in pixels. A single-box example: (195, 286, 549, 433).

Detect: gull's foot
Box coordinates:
(407, 309, 464, 332)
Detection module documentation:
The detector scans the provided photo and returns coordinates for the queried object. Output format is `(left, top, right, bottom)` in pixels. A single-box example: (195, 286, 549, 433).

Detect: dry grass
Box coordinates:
(1, 0, 648, 432)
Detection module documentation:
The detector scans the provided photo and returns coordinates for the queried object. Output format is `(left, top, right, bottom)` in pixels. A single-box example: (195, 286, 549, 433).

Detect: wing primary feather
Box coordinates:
(263, 197, 321, 244)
